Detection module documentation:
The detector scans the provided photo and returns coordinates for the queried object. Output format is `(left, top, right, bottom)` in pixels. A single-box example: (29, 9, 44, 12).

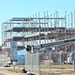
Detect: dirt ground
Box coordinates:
(40, 69, 75, 75)
(0, 69, 75, 75)
(0, 65, 27, 75)
(0, 65, 75, 75)
(0, 70, 27, 75)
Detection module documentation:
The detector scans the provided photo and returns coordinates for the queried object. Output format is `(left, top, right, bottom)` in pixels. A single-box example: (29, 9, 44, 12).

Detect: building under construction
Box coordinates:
(2, 11, 75, 54)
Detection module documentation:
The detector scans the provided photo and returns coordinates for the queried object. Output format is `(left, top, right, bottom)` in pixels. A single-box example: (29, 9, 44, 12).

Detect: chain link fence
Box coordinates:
(25, 51, 74, 75)
(25, 52, 39, 75)
(0, 53, 8, 66)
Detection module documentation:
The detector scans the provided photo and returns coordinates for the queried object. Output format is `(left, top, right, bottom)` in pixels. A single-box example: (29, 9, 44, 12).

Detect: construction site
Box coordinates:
(1, 11, 75, 75)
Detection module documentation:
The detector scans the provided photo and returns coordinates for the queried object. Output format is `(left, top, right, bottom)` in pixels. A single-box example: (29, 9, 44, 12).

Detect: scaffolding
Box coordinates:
(2, 11, 75, 52)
